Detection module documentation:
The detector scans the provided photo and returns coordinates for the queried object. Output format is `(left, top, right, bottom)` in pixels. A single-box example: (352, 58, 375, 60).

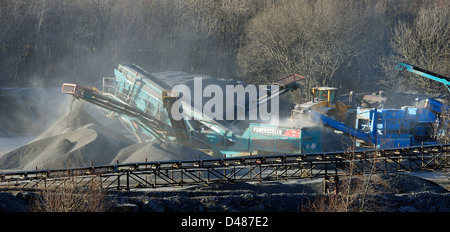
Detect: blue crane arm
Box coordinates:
(396, 63, 450, 92)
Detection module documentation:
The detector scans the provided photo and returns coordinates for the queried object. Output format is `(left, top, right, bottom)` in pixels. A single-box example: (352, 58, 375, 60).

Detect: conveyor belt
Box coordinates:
(62, 83, 173, 141)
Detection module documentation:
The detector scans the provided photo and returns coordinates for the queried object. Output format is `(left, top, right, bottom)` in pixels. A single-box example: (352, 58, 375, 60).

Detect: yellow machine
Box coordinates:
(311, 87, 337, 108)
(294, 87, 349, 121)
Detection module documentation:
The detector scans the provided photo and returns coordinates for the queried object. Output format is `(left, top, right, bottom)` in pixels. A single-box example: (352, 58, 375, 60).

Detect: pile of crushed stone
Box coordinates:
(0, 104, 133, 170)
(0, 99, 213, 171)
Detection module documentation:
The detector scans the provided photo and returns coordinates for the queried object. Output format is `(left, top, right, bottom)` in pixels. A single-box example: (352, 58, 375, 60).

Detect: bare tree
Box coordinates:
(237, 0, 378, 103)
(379, 2, 449, 94)
(1, 0, 445, 91)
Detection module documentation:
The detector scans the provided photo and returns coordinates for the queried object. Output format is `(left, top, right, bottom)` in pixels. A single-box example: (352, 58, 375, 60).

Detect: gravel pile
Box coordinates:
(0, 105, 133, 170)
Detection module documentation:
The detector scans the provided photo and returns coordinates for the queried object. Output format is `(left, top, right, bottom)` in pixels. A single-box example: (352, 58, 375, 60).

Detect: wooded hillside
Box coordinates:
(0, 0, 448, 100)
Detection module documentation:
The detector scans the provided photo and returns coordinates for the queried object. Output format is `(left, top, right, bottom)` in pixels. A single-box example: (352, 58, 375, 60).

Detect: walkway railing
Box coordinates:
(1, 144, 449, 190)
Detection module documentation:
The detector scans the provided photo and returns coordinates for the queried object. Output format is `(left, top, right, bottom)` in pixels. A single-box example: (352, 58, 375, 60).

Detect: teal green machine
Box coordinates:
(62, 64, 321, 157)
(222, 124, 321, 156)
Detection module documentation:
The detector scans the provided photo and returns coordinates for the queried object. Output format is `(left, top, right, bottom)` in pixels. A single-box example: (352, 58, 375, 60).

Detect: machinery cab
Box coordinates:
(312, 87, 337, 107)
(293, 86, 349, 122)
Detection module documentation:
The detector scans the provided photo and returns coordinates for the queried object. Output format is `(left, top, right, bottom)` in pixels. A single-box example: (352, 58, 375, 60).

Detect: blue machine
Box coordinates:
(396, 63, 449, 142)
(304, 63, 449, 149)
(355, 107, 437, 148)
(309, 102, 439, 149)
(63, 64, 322, 157)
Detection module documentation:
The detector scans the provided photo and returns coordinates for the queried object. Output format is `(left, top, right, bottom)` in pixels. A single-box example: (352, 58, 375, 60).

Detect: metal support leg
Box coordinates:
(126, 171, 130, 190)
